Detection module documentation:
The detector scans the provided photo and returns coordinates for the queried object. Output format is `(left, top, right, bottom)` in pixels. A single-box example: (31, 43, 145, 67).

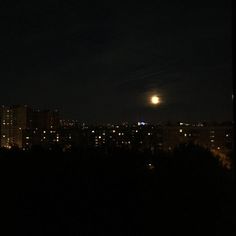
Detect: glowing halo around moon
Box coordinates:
(150, 95, 160, 105)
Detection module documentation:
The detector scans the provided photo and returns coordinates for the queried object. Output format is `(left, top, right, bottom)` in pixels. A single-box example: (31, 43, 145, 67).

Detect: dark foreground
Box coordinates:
(0, 145, 235, 235)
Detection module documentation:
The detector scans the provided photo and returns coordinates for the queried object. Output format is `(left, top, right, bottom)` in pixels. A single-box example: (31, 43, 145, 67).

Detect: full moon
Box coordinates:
(150, 95, 160, 105)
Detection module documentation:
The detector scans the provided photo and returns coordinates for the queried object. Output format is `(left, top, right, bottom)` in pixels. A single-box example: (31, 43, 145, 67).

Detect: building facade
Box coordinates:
(0, 105, 59, 149)
(0, 105, 31, 148)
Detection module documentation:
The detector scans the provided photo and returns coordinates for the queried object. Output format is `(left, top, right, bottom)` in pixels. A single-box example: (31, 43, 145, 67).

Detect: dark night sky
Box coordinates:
(0, 1, 232, 123)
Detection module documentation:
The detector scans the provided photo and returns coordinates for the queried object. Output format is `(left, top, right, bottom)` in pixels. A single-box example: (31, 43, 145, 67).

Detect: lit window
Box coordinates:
(26, 137, 30, 140)
(184, 133, 187, 137)
(211, 140, 214, 143)
(43, 131, 46, 134)
(98, 136, 101, 139)
(112, 130, 116, 133)
(92, 130, 95, 133)
(179, 129, 183, 133)
(226, 134, 229, 137)
(148, 133, 151, 136)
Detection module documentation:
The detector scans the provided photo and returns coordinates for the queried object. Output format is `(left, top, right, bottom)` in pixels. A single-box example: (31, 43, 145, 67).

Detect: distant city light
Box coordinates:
(138, 122, 146, 126)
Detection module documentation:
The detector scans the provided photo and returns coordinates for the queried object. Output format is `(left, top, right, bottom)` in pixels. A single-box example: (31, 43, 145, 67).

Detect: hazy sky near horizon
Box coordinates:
(0, 1, 232, 123)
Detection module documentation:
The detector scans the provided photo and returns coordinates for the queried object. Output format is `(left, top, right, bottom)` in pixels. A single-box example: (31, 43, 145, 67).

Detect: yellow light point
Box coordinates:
(150, 95, 160, 105)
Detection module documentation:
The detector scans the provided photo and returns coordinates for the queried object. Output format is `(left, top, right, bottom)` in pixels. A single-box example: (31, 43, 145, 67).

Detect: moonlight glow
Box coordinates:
(150, 95, 160, 105)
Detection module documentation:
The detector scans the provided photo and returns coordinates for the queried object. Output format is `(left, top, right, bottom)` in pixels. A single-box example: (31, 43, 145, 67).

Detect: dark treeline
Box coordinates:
(0, 144, 234, 235)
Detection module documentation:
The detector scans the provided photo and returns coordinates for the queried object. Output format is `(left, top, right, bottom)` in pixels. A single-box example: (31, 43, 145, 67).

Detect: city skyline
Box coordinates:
(0, 104, 233, 159)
